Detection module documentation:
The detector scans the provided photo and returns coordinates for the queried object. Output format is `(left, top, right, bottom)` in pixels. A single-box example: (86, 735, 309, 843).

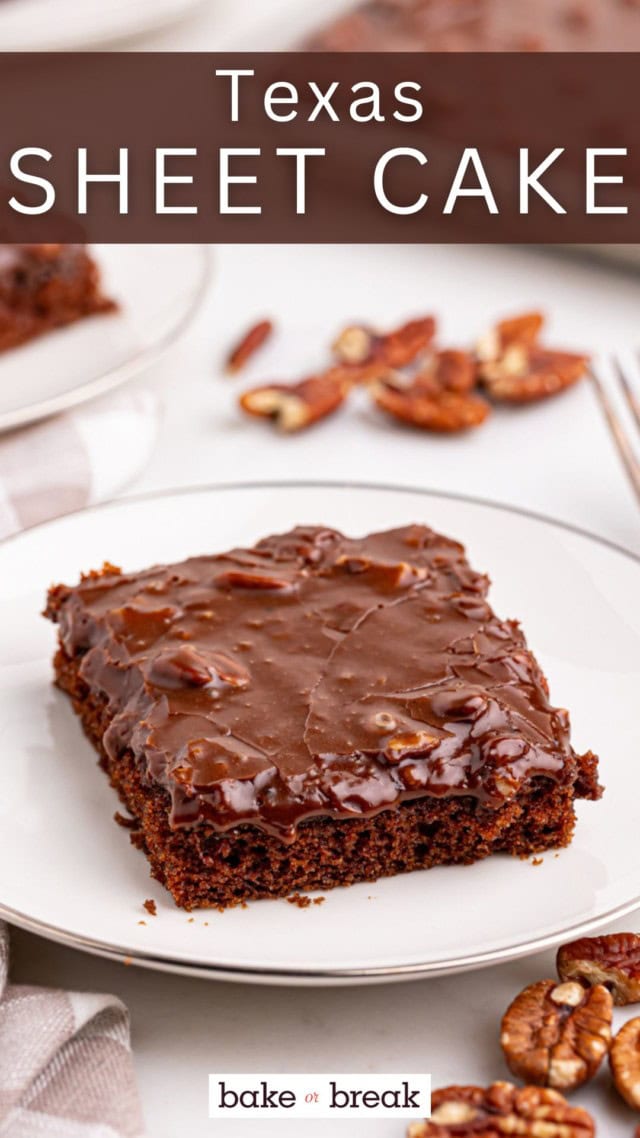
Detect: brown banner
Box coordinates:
(0, 52, 638, 243)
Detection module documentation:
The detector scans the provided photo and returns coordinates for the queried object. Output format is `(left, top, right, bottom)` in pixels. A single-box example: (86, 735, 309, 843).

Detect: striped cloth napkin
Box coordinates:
(0, 387, 160, 540)
(0, 389, 158, 1136)
(0, 925, 145, 1138)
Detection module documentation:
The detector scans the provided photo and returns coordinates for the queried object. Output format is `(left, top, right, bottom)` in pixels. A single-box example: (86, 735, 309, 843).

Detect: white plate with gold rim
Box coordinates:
(0, 481, 638, 985)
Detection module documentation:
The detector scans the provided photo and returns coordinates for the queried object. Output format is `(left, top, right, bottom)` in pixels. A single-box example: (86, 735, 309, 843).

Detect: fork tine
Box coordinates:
(621, 356, 640, 434)
(590, 359, 640, 505)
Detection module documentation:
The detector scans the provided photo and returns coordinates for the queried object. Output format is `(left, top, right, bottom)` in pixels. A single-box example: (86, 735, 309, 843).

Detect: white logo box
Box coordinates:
(209, 1074, 431, 1120)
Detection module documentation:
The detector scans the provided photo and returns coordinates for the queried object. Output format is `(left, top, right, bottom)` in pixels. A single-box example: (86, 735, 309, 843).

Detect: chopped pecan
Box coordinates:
(226, 319, 274, 373)
(500, 979, 613, 1091)
(498, 311, 545, 350)
(382, 316, 437, 367)
(371, 377, 490, 433)
(239, 372, 349, 432)
(333, 315, 436, 372)
(215, 569, 295, 593)
(147, 644, 250, 690)
(610, 1017, 640, 1109)
(414, 349, 477, 394)
(406, 1081, 595, 1136)
(480, 346, 587, 403)
(477, 311, 544, 362)
(558, 933, 640, 1006)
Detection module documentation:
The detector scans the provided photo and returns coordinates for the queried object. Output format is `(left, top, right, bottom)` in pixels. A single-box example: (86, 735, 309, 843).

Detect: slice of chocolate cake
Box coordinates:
(0, 244, 115, 353)
(45, 524, 600, 910)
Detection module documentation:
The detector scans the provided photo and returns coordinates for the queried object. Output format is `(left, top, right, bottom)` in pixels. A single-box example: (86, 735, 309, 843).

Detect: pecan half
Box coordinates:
(239, 373, 349, 431)
(382, 316, 437, 367)
(333, 315, 436, 372)
(476, 311, 544, 362)
(479, 346, 588, 403)
(371, 377, 490, 433)
(558, 933, 640, 1006)
(414, 349, 477, 395)
(610, 1017, 640, 1109)
(226, 319, 274, 373)
(406, 1081, 595, 1136)
(332, 324, 378, 366)
(500, 979, 613, 1091)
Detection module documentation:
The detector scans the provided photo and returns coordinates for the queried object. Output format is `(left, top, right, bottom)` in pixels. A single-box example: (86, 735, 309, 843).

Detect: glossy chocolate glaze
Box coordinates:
(47, 525, 592, 841)
(306, 0, 640, 52)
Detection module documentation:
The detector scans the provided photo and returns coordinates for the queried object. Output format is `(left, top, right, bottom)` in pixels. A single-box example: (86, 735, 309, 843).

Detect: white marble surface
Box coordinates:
(9, 3, 640, 1136)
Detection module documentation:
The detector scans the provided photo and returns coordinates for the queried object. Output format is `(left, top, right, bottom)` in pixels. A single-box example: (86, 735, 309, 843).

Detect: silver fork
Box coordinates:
(590, 357, 640, 505)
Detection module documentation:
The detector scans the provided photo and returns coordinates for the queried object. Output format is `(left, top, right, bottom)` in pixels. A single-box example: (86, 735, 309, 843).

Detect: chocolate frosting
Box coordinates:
(48, 525, 588, 842)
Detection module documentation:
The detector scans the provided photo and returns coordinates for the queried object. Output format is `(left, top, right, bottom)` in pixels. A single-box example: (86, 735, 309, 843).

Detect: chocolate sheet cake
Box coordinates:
(0, 244, 115, 353)
(305, 0, 640, 52)
(46, 524, 600, 910)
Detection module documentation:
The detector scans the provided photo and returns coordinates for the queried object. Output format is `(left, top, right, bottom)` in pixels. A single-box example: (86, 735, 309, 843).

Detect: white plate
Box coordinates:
(0, 245, 210, 433)
(0, 0, 206, 50)
(1, 482, 638, 985)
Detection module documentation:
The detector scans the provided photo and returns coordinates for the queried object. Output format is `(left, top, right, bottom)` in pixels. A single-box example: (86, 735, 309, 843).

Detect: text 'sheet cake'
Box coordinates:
(46, 524, 601, 910)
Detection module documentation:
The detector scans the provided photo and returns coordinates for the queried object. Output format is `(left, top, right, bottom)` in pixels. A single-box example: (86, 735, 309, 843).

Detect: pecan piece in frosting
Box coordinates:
(610, 1016, 640, 1109)
(414, 348, 477, 395)
(477, 311, 545, 360)
(371, 376, 490, 433)
(406, 1080, 595, 1136)
(239, 372, 349, 431)
(557, 933, 640, 1006)
(479, 346, 588, 403)
(500, 979, 613, 1091)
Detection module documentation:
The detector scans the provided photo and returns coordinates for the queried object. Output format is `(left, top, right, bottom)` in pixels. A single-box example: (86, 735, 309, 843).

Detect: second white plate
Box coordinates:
(0, 245, 210, 433)
(0, 0, 207, 50)
(0, 482, 638, 984)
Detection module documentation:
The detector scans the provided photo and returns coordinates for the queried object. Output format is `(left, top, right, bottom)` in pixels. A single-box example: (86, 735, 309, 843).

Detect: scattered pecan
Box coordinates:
(239, 373, 349, 432)
(406, 1081, 595, 1136)
(476, 312, 587, 403)
(414, 349, 477, 395)
(500, 979, 613, 1091)
(479, 346, 588, 403)
(610, 1017, 640, 1110)
(558, 933, 640, 1006)
(333, 315, 436, 372)
(226, 319, 273, 373)
(332, 324, 378, 366)
(382, 316, 437, 367)
(497, 311, 545, 349)
(476, 311, 543, 364)
(371, 376, 490, 433)
(214, 569, 295, 593)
